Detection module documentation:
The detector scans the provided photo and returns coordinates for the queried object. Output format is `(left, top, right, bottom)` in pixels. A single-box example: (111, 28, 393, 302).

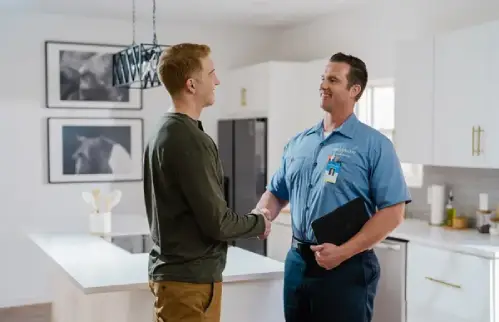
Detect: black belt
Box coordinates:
(291, 236, 317, 251)
(291, 236, 374, 253)
(291, 236, 373, 277)
(291, 236, 328, 276)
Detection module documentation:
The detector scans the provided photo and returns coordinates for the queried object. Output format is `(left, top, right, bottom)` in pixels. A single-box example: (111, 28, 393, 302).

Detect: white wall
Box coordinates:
(273, 0, 499, 79)
(0, 12, 279, 308)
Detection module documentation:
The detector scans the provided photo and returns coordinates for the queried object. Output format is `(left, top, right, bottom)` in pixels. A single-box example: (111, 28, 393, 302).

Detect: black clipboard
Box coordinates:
(311, 197, 370, 245)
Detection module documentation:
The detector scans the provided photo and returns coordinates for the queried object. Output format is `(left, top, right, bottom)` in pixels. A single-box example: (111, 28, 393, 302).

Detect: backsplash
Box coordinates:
(406, 165, 499, 221)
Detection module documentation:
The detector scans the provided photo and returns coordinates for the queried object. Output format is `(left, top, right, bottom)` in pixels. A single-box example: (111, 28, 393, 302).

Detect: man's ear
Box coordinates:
(186, 79, 195, 94)
(350, 84, 361, 99)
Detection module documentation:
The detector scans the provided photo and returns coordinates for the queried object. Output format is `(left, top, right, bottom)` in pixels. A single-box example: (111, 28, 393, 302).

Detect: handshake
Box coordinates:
(251, 207, 272, 240)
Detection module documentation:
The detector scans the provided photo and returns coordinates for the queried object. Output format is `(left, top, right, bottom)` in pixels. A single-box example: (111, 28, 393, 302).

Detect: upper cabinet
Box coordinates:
(395, 19, 499, 169)
(223, 62, 271, 117)
(433, 22, 495, 168)
(394, 37, 434, 165)
(223, 60, 324, 123)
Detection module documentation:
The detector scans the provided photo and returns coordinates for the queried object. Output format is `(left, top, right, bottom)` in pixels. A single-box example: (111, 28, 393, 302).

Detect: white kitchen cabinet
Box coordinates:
(479, 20, 499, 169)
(267, 213, 292, 262)
(267, 222, 291, 262)
(224, 62, 306, 118)
(433, 22, 491, 168)
(395, 19, 499, 169)
(406, 243, 493, 322)
(224, 63, 270, 117)
(394, 38, 434, 165)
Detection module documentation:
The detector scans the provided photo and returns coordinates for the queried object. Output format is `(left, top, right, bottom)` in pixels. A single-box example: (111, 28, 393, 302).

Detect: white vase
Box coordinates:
(89, 212, 112, 235)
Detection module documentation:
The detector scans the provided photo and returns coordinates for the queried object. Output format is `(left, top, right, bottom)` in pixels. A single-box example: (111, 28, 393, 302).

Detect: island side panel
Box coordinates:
(52, 273, 152, 322)
(51, 271, 284, 322)
(221, 279, 284, 322)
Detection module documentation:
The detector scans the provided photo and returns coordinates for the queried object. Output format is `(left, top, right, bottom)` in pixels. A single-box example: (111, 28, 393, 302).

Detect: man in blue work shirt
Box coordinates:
(254, 52, 411, 322)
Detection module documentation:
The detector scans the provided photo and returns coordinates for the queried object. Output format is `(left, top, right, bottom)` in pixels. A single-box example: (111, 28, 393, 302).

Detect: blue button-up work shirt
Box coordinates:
(268, 114, 412, 243)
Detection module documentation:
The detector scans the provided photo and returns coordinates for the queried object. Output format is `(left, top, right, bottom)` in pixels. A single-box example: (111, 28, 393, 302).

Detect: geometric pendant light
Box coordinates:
(111, 0, 169, 89)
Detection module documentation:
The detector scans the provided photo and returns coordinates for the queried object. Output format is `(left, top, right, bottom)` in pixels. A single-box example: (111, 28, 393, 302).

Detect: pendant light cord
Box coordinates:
(152, 0, 157, 44)
(131, 0, 157, 45)
(132, 0, 136, 44)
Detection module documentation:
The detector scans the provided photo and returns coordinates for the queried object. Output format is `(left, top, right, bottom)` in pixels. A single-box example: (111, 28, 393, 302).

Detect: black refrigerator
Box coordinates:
(218, 117, 268, 256)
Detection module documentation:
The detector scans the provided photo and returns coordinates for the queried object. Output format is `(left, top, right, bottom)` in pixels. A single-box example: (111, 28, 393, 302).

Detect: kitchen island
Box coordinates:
(30, 232, 285, 322)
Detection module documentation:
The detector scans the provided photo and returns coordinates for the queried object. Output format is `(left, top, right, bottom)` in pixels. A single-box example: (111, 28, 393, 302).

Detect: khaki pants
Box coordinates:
(149, 280, 222, 322)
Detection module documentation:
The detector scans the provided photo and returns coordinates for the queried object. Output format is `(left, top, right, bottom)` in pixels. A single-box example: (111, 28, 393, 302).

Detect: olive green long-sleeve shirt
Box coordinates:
(143, 112, 265, 284)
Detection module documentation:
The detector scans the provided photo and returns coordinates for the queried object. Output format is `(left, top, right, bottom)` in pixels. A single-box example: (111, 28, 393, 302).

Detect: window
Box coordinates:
(355, 80, 423, 188)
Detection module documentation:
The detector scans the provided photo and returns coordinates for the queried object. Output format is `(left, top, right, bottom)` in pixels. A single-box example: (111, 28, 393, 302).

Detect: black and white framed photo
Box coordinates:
(45, 41, 143, 110)
(47, 117, 144, 183)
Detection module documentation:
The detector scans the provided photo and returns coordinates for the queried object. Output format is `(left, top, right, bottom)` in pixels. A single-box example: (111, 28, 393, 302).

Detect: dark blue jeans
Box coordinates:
(283, 247, 380, 322)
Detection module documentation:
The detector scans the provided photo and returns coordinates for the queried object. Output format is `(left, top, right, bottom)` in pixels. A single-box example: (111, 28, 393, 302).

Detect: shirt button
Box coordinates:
(308, 184, 313, 188)
(313, 162, 317, 167)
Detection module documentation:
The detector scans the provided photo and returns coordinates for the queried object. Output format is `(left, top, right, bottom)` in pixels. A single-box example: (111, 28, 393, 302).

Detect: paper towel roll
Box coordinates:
(430, 184, 446, 225)
(479, 193, 489, 211)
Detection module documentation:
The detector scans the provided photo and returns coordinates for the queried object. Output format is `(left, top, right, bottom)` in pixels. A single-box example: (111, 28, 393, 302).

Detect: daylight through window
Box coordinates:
(355, 82, 423, 187)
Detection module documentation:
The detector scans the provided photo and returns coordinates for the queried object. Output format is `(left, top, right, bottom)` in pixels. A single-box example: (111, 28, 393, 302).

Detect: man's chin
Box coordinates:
(320, 104, 332, 112)
(203, 100, 215, 108)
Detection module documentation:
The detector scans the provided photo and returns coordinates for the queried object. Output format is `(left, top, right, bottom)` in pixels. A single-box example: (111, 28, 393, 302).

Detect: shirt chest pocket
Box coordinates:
(322, 155, 369, 194)
(285, 156, 308, 185)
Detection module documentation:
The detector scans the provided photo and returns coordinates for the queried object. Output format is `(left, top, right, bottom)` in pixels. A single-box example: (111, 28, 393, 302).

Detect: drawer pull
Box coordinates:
(425, 276, 461, 289)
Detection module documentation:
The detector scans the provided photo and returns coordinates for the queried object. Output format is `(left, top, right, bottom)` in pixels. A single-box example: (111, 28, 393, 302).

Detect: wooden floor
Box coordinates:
(0, 303, 51, 322)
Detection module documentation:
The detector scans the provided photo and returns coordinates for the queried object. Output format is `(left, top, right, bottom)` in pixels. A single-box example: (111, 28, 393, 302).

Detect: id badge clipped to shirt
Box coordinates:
(324, 155, 341, 184)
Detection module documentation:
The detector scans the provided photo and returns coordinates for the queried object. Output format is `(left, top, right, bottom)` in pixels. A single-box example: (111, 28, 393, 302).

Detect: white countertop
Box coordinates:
(276, 213, 499, 259)
(30, 233, 284, 295)
(390, 218, 499, 259)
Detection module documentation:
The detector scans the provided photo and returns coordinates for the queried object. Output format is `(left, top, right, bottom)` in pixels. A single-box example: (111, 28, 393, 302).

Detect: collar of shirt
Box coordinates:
(166, 112, 204, 131)
(305, 113, 359, 139)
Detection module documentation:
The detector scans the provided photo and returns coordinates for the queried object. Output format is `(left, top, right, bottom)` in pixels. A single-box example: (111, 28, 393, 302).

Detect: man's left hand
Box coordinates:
(310, 243, 349, 270)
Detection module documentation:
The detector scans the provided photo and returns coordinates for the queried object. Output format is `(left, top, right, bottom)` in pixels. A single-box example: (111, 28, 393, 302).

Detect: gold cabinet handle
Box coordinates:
(425, 276, 461, 289)
(477, 126, 484, 156)
(472, 126, 476, 156)
(240, 88, 247, 107)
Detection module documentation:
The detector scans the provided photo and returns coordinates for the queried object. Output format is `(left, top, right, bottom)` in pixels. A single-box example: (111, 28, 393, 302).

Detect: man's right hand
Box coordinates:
(257, 208, 272, 240)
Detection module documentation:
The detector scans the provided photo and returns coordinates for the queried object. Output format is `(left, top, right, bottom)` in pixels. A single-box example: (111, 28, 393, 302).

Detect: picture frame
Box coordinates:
(45, 40, 143, 110)
(47, 117, 144, 183)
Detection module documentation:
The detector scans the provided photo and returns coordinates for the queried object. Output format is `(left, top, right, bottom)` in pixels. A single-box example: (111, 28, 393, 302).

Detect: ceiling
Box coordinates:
(0, 0, 366, 26)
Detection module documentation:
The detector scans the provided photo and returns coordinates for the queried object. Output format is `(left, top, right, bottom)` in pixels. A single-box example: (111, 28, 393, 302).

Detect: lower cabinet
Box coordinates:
(406, 243, 494, 322)
(267, 214, 292, 262)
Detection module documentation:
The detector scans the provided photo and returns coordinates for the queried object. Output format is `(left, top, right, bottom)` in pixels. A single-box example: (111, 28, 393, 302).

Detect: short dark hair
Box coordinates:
(329, 52, 368, 101)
